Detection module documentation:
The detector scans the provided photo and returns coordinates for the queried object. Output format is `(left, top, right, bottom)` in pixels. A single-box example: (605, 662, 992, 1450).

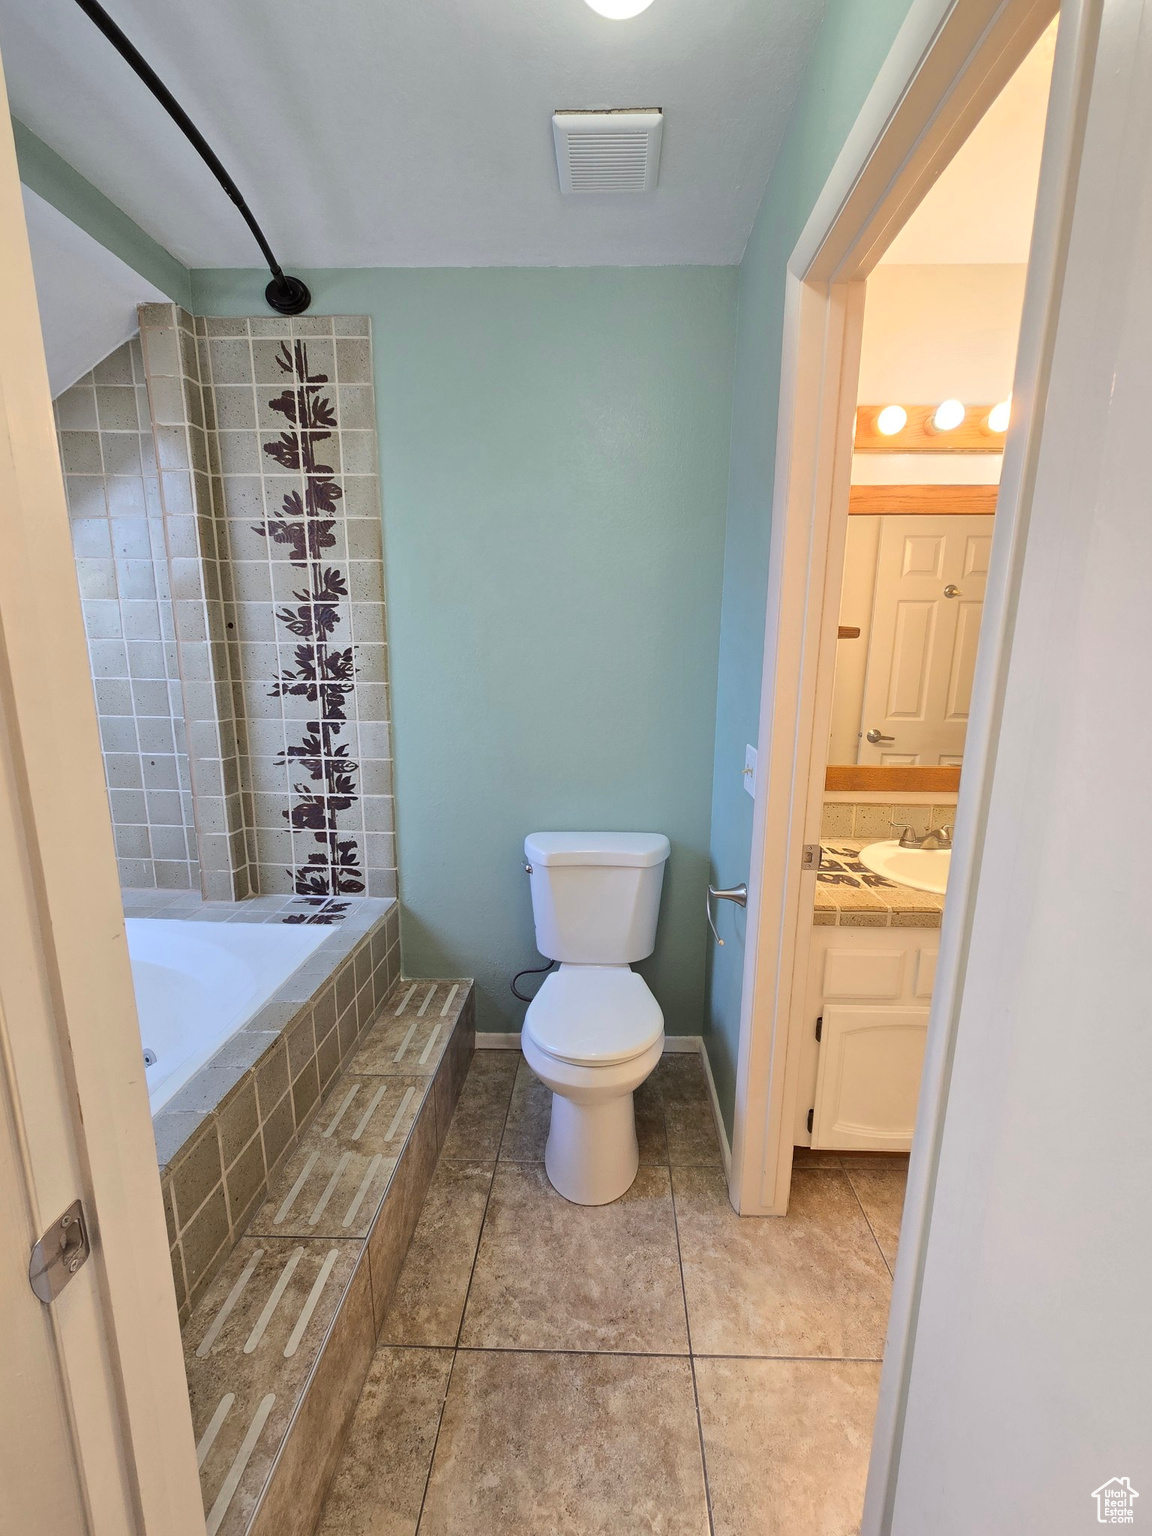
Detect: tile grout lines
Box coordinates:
(343, 1054, 891, 1536)
(841, 1164, 896, 1280)
(665, 1089, 718, 1536)
(382, 1341, 886, 1363)
(410, 1059, 520, 1534)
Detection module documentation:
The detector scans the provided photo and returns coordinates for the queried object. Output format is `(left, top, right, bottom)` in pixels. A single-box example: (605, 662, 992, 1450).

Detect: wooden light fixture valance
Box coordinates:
(848, 484, 998, 515)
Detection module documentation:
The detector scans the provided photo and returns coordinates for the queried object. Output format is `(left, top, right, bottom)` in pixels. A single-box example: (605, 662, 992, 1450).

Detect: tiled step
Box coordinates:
(183, 978, 474, 1536)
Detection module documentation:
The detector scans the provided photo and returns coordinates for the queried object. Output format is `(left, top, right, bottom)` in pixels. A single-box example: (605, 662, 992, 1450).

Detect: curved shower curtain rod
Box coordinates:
(70, 0, 311, 315)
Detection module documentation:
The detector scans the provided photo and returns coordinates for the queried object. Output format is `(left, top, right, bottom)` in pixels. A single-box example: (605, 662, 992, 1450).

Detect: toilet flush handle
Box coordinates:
(706, 883, 748, 946)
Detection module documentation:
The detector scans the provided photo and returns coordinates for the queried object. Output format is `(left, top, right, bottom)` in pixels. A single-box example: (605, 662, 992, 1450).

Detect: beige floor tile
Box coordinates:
(460, 1162, 689, 1353)
(315, 1347, 453, 1536)
(664, 1098, 723, 1165)
(635, 1073, 670, 1163)
(653, 1055, 723, 1167)
(439, 1051, 518, 1161)
(791, 1147, 845, 1169)
(497, 1058, 551, 1161)
(418, 1350, 710, 1536)
(843, 1161, 908, 1271)
(381, 1161, 493, 1346)
(695, 1357, 881, 1536)
(674, 1167, 891, 1358)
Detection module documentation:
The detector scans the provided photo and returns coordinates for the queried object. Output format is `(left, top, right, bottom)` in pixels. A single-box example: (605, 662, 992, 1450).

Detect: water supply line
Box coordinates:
(69, 0, 311, 315)
(512, 858, 556, 1001)
(510, 959, 556, 1003)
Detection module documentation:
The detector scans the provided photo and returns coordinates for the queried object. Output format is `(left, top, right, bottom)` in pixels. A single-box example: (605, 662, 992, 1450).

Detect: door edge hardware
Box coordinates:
(29, 1199, 91, 1304)
(706, 882, 748, 946)
(801, 844, 822, 872)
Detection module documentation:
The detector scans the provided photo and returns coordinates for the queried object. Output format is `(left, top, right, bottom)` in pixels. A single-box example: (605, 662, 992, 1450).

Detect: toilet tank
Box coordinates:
(524, 832, 670, 964)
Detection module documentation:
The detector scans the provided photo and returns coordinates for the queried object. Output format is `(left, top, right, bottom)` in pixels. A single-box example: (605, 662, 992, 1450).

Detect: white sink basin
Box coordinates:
(858, 839, 951, 894)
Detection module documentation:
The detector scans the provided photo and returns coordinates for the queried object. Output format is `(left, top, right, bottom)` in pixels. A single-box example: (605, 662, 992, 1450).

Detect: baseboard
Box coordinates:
(476, 1031, 703, 1054)
(697, 1038, 733, 1179)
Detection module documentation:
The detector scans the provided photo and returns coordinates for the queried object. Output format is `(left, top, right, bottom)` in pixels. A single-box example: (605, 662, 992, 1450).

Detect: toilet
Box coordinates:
(521, 831, 669, 1205)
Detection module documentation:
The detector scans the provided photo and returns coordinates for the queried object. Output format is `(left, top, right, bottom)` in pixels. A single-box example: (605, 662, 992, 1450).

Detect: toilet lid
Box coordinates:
(524, 968, 663, 1066)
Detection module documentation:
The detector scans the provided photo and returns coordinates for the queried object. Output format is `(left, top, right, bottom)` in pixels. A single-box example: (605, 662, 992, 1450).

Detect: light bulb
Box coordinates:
(876, 405, 907, 436)
(988, 398, 1011, 433)
(583, 0, 656, 15)
(933, 398, 966, 432)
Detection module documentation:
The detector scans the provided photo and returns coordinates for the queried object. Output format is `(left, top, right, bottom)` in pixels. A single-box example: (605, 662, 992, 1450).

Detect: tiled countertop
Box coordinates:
(814, 840, 945, 928)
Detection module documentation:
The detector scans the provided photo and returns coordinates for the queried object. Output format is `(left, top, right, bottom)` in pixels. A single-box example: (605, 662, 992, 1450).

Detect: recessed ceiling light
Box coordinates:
(583, 0, 656, 17)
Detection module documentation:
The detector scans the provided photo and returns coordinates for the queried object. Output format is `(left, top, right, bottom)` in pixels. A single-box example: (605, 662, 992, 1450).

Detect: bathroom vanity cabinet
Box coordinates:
(794, 927, 937, 1151)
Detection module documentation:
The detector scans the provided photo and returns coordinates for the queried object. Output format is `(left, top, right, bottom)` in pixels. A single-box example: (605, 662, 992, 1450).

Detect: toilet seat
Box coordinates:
(524, 966, 663, 1067)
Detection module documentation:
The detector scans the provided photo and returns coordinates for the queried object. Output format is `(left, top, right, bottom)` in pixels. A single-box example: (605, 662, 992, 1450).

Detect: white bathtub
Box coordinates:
(127, 919, 331, 1114)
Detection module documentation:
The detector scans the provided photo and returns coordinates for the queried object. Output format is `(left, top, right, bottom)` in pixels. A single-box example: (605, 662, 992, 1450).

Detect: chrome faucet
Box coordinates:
(890, 823, 954, 850)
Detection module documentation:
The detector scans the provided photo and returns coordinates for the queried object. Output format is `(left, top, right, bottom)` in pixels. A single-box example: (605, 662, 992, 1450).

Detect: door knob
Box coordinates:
(865, 728, 895, 744)
(706, 883, 748, 946)
(943, 584, 961, 598)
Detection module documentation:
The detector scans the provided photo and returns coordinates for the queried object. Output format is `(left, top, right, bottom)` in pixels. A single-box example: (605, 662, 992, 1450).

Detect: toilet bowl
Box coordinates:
(521, 831, 670, 1204)
(523, 965, 664, 1205)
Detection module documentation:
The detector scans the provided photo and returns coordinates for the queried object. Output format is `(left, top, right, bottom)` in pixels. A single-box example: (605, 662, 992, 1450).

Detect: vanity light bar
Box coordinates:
(854, 402, 1009, 452)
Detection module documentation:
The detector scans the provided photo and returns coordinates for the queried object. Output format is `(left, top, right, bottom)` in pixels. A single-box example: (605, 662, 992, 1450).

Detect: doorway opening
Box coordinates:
(795, 20, 1056, 1165)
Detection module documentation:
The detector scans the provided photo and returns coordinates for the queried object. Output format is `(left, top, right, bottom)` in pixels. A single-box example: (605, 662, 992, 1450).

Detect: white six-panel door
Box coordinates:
(858, 513, 993, 764)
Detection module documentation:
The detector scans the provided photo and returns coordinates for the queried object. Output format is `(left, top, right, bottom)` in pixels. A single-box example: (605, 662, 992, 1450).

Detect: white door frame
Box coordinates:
(731, 0, 1072, 1220)
(0, 53, 204, 1536)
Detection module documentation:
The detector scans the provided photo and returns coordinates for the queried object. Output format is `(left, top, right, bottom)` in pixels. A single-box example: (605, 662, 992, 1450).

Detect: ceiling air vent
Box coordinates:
(552, 109, 663, 195)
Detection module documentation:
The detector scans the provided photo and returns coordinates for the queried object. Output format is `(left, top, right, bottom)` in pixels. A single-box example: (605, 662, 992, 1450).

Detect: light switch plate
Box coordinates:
(743, 744, 758, 798)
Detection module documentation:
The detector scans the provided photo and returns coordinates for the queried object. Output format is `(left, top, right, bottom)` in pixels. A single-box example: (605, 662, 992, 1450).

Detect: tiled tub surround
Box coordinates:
(141, 891, 402, 1320)
(193, 311, 395, 901)
(56, 339, 200, 890)
(815, 839, 945, 927)
(65, 308, 395, 905)
(138, 304, 254, 900)
(181, 975, 474, 1536)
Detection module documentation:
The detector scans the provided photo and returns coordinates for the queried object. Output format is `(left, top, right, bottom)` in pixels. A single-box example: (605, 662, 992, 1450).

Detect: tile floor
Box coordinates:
(314, 1050, 908, 1536)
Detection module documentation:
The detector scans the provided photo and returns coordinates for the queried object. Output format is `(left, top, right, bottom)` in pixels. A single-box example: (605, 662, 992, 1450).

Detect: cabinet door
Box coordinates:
(811, 1005, 929, 1151)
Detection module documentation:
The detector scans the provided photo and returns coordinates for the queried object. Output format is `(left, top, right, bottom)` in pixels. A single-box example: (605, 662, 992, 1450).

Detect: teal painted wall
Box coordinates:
(704, 0, 918, 1132)
(13, 120, 191, 306)
(194, 266, 738, 1035)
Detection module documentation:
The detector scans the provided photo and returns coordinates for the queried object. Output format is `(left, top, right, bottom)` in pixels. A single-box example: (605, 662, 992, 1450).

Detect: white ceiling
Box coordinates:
(882, 19, 1056, 265)
(22, 186, 165, 395)
(0, 0, 826, 269)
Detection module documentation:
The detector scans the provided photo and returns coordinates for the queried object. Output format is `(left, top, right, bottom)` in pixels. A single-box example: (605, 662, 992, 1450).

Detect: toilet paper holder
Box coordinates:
(706, 883, 748, 946)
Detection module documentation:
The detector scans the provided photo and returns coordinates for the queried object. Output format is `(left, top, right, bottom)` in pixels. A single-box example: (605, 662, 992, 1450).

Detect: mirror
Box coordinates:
(827, 481, 997, 792)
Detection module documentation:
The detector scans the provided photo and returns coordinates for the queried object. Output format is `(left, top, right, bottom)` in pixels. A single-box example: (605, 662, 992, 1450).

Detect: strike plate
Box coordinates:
(29, 1199, 90, 1304)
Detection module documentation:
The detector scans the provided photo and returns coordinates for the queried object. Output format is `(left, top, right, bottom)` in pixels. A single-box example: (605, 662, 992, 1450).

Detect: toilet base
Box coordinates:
(545, 1091, 639, 1205)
